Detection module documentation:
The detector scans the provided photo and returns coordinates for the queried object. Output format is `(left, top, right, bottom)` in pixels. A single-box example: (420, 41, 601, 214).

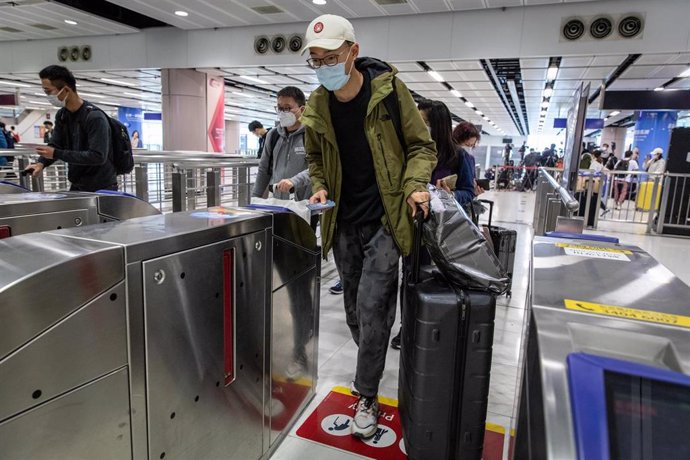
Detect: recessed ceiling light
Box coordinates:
(427, 70, 444, 82)
(654, 87, 665, 92)
(450, 89, 462, 98)
(464, 101, 475, 108)
(64, 19, 78, 25)
(240, 75, 269, 85)
(174, 10, 189, 17)
(609, 111, 620, 117)
(28, 100, 50, 105)
(541, 100, 550, 108)
(476, 111, 483, 116)
(543, 87, 553, 98)
(0, 80, 30, 87)
(313, 0, 327, 4)
(546, 65, 559, 81)
(101, 77, 135, 86)
(79, 92, 105, 99)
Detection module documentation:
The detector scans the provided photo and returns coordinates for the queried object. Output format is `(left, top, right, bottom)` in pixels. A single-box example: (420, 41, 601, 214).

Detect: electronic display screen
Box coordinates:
(605, 371, 690, 459)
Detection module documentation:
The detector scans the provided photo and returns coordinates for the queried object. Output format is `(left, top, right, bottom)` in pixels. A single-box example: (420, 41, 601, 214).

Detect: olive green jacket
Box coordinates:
(301, 57, 437, 257)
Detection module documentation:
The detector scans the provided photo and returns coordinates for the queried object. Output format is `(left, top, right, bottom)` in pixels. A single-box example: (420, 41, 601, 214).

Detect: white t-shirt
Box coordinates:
(626, 159, 639, 183)
(589, 160, 603, 173)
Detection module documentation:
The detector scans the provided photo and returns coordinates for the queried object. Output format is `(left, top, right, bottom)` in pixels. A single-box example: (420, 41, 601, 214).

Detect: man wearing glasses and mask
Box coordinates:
(252, 86, 311, 203)
(299, 14, 437, 439)
(25, 65, 116, 192)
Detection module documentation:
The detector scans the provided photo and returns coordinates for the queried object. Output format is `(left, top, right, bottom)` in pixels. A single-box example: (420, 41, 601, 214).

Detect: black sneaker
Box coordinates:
(390, 331, 401, 350)
(329, 280, 343, 295)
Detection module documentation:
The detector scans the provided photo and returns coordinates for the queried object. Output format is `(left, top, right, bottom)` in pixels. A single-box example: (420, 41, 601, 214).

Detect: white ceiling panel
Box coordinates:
(582, 66, 615, 79)
(556, 67, 587, 80)
(520, 58, 550, 69)
(559, 56, 595, 68)
(438, 70, 489, 82)
(590, 55, 627, 66)
(521, 68, 547, 81)
(610, 78, 669, 90)
(389, 62, 424, 72)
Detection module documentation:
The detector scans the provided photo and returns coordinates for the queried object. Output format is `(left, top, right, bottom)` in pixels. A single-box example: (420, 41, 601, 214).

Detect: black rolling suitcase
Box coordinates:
(478, 199, 516, 294)
(399, 209, 496, 460)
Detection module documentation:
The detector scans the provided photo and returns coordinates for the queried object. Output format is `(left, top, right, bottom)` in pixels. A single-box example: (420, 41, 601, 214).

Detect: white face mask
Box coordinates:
(278, 110, 298, 128)
(47, 88, 67, 108)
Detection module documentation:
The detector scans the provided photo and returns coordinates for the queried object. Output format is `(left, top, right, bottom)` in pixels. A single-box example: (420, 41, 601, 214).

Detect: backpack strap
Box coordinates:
(382, 78, 406, 153)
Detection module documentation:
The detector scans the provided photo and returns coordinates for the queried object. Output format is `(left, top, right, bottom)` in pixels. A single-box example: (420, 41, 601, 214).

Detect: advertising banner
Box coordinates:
(206, 75, 225, 152)
(117, 107, 143, 148)
(633, 111, 677, 160)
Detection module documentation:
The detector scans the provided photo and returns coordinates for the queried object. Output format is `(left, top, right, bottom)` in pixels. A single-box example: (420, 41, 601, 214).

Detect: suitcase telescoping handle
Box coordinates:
(477, 199, 495, 227)
(410, 206, 425, 284)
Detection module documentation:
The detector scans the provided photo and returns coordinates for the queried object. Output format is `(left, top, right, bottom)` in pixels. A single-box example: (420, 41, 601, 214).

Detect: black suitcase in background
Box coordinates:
(399, 209, 496, 460)
(478, 199, 517, 294)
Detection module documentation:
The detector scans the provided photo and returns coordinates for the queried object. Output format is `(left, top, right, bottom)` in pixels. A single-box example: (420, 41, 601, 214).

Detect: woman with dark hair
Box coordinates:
(453, 121, 484, 198)
(418, 101, 476, 205)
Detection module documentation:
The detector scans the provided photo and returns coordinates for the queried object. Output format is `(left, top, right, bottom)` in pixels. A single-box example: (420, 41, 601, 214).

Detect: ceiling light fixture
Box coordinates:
(476, 111, 483, 116)
(654, 87, 665, 92)
(547, 65, 559, 81)
(174, 10, 189, 17)
(101, 77, 135, 86)
(543, 87, 554, 98)
(64, 19, 78, 25)
(313, 0, 327, 4)
(427, 70, 444, 82)
(240, 75, 269, 85)
(450, 89, 462, 98)
(79, 92, 105, 99)
(0, 80, 30, 87)
(464, 101, 475, 108)
(609, 111, 620, 117)
(541, 100, 550, 108)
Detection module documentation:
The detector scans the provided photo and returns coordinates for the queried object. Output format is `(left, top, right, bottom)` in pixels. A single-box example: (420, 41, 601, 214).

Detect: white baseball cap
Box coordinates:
(301, 14, 356, 55)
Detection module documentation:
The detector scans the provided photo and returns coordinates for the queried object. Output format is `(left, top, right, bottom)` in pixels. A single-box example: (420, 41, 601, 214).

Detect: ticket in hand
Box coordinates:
(307, 200, 336, 212)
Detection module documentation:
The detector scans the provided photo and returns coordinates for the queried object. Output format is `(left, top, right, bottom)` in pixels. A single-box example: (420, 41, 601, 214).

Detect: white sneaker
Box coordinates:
(349, 380, 360, 397)
(352, 396, 379, 439)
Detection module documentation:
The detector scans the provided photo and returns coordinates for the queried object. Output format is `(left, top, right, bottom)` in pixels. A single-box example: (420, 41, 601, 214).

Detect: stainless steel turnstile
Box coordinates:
(0, 181, 28, 194)
(0, 207, 320, 460)
(514, 237, 690, 459)
(0, 191, 160, 238)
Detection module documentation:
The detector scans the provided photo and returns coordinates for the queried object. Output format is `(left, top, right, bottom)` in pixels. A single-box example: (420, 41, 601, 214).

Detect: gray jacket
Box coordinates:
(252, 124, 310, 201)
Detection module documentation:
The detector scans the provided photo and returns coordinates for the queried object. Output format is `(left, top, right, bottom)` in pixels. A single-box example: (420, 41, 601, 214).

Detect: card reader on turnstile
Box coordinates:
(515, 237, 690, 460)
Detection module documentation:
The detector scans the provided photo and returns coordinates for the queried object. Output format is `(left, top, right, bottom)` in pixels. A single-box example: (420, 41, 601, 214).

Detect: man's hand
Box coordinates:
(309, 189, 328, 204)
(25, 163, 44, 177)
(406, 190, 431, 218)
(275, 179, 294, 193)
(35, 146, 55, 159)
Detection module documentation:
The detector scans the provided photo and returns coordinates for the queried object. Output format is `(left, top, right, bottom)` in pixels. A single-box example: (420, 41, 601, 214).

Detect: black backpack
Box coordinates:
(61, 105, 134, 175)
(614, 159, 629, 172)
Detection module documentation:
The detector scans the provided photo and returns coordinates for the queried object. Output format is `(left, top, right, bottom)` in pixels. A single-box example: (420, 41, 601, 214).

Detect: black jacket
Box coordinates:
(39, 101, 116, 191)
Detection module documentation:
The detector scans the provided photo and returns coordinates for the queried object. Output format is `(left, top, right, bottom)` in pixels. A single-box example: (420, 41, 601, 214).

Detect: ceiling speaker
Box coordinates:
(57, 46, 69, 62)
(271, 35, 286, 53)
(618, 15, 643, 38)
(80, 45, 92, 61)
(288, 34, 303, 53)
(69, 46, 80, 62)
(254, 36, 270, 54)
(590, 17, 613, 39)
(562, 18, 585, 41)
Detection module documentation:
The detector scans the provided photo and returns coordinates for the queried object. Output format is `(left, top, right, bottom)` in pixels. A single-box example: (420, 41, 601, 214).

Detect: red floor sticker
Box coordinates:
(296, 386, 505, 459)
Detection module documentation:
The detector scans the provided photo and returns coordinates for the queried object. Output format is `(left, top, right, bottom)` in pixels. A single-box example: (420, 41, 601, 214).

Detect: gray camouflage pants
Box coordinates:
(332, 222, 400, 398)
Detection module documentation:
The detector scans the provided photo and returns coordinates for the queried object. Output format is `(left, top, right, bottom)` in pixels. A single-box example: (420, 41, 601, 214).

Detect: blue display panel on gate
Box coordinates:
(567, 352, 690, 460)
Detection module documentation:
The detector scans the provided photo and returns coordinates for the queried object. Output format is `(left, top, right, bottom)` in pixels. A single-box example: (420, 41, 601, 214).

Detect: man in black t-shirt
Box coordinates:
(248, 120, 270, 159)
(301, 14, 437, 439)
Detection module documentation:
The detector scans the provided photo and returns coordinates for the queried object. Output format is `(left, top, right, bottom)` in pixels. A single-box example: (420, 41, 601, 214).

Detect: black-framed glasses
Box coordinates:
(306, 49, 349, 69)
(275, 105, 298, 113)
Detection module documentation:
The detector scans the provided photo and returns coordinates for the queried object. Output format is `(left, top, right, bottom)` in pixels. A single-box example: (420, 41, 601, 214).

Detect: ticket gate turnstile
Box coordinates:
(0, 181, 29, 194)
(0, 191, 160, 238)
(0, 207, 320, 460)
(514, 237, 690, 459)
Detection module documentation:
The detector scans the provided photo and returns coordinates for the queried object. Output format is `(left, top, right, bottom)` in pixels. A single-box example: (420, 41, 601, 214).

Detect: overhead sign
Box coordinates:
(553, 118, 605, 130)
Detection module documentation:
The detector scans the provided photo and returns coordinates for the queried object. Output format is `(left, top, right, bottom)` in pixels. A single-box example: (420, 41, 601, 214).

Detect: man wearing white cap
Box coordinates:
(644, 147, 666, 174)
(300, 14, 437, 439)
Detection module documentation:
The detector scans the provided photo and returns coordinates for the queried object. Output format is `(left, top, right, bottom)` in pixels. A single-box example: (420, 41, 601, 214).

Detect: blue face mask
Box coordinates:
(315, 50, 352, 91)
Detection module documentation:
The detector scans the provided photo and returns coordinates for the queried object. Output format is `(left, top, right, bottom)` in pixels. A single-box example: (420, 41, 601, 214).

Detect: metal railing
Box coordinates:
(533, 167, 579, 235)
(1, 147, 260, 213)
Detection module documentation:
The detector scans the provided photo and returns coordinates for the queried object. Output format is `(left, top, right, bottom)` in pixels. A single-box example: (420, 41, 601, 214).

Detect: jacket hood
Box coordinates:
(354, 57, 398, 80)
(277, 124, 306, 138)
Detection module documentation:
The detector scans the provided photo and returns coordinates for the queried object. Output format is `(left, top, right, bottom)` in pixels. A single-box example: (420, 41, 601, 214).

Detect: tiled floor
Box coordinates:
(270, 190, 690, 459)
